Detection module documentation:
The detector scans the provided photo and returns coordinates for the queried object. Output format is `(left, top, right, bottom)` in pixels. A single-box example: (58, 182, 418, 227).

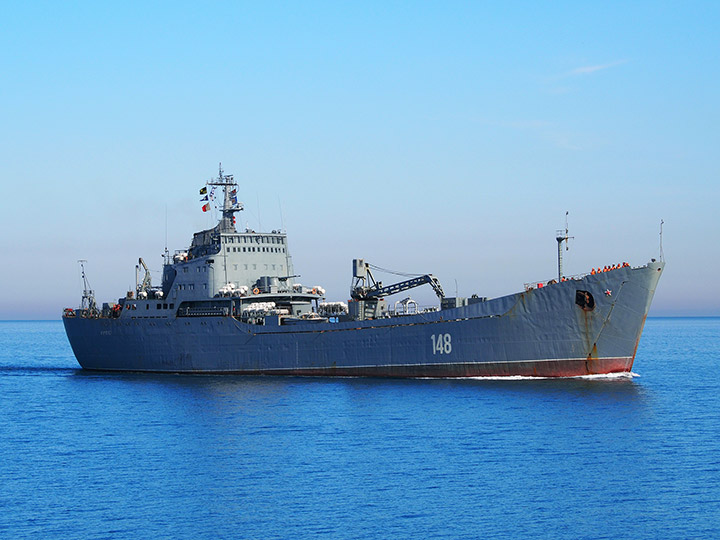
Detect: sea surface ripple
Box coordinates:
(1, 318, 718, 539)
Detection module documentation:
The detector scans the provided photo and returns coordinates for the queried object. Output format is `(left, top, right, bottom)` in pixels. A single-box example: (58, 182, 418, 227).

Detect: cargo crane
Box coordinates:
(137, 258, 152, 292)
(78, 260, 97, 313)
(351, 259, 444, 301)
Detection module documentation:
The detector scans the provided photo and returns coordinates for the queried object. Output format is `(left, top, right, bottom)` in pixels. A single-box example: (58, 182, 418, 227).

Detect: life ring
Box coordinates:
(312, 288, 317, 295)
(253, 287, 260, 295)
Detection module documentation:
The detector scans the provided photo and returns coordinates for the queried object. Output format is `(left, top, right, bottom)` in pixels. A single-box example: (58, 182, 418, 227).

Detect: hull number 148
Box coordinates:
(431, 333, 452, 355)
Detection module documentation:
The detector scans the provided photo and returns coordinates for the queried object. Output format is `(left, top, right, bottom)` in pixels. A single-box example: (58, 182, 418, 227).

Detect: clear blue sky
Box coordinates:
(1, 1, 718, 319)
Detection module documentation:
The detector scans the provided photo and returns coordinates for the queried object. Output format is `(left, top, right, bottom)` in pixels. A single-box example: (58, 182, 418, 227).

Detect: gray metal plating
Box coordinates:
(63, 166, 663, 378)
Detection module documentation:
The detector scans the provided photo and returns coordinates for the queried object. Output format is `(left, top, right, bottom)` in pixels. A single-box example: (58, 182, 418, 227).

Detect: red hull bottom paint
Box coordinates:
(86, 357, 634, 378)
(243, 357, 634, 378)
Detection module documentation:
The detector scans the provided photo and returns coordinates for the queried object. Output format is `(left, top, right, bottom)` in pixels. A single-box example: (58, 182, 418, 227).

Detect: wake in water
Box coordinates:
(460, 372, 640, 381)
(574, 371, 639, 380)
(0, 365, 80, 375)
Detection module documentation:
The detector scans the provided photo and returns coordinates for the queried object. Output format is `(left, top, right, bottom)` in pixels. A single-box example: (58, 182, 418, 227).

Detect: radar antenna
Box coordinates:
(556, 212, 574, 282)
(206, 162, 243, 233)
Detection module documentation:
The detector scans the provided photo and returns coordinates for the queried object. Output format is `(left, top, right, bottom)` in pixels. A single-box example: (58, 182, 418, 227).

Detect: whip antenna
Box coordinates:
(660, 219, 665, 261)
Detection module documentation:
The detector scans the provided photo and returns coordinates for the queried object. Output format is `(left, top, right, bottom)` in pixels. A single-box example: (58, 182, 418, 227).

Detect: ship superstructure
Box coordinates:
(104, 166, 325, 322)
(63, 166, 663, 378)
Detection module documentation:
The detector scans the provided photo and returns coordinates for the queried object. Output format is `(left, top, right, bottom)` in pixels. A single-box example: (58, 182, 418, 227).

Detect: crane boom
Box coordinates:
(363, 274, 445, 300)
(350, 259, 444, 300)
(138, 257, 152, 292)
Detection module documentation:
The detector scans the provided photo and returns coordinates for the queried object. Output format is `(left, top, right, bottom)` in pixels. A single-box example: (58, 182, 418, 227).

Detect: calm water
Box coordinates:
(1, 319, 718, 539)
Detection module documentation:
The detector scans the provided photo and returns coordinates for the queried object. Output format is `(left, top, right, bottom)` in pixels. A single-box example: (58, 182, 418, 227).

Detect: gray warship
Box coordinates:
(63, 166, 664, 377)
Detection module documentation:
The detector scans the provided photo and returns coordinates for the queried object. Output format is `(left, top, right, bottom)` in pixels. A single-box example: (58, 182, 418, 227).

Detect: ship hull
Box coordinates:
(63, 262, 662, 378)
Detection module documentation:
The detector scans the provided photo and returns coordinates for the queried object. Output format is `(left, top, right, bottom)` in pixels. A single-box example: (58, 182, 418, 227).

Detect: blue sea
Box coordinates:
(1, 319, 718, 539)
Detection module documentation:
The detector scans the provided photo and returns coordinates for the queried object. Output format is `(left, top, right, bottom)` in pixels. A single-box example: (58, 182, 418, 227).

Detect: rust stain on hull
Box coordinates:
(628, 314, 649, 372)
(585, 343, 599, 374)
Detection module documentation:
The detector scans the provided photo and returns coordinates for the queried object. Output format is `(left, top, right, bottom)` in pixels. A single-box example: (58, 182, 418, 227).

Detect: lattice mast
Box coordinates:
(207, 163, 244, 232)
(556, 212, 573, 282)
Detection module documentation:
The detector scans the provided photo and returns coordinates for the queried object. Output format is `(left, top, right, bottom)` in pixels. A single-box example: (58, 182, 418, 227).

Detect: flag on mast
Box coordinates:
(202, 203, 210, 212)
(199, 187, 208, 195)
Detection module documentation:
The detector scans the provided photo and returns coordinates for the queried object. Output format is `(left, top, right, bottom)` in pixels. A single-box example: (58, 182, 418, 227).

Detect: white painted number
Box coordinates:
(431, 333, 452, 355)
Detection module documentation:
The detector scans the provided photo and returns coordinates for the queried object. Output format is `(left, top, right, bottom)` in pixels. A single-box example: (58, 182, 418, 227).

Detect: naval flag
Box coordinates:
(200, 195, 208, 201)
(199, 187, 208, 195)
(202, 203, 210, 212)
